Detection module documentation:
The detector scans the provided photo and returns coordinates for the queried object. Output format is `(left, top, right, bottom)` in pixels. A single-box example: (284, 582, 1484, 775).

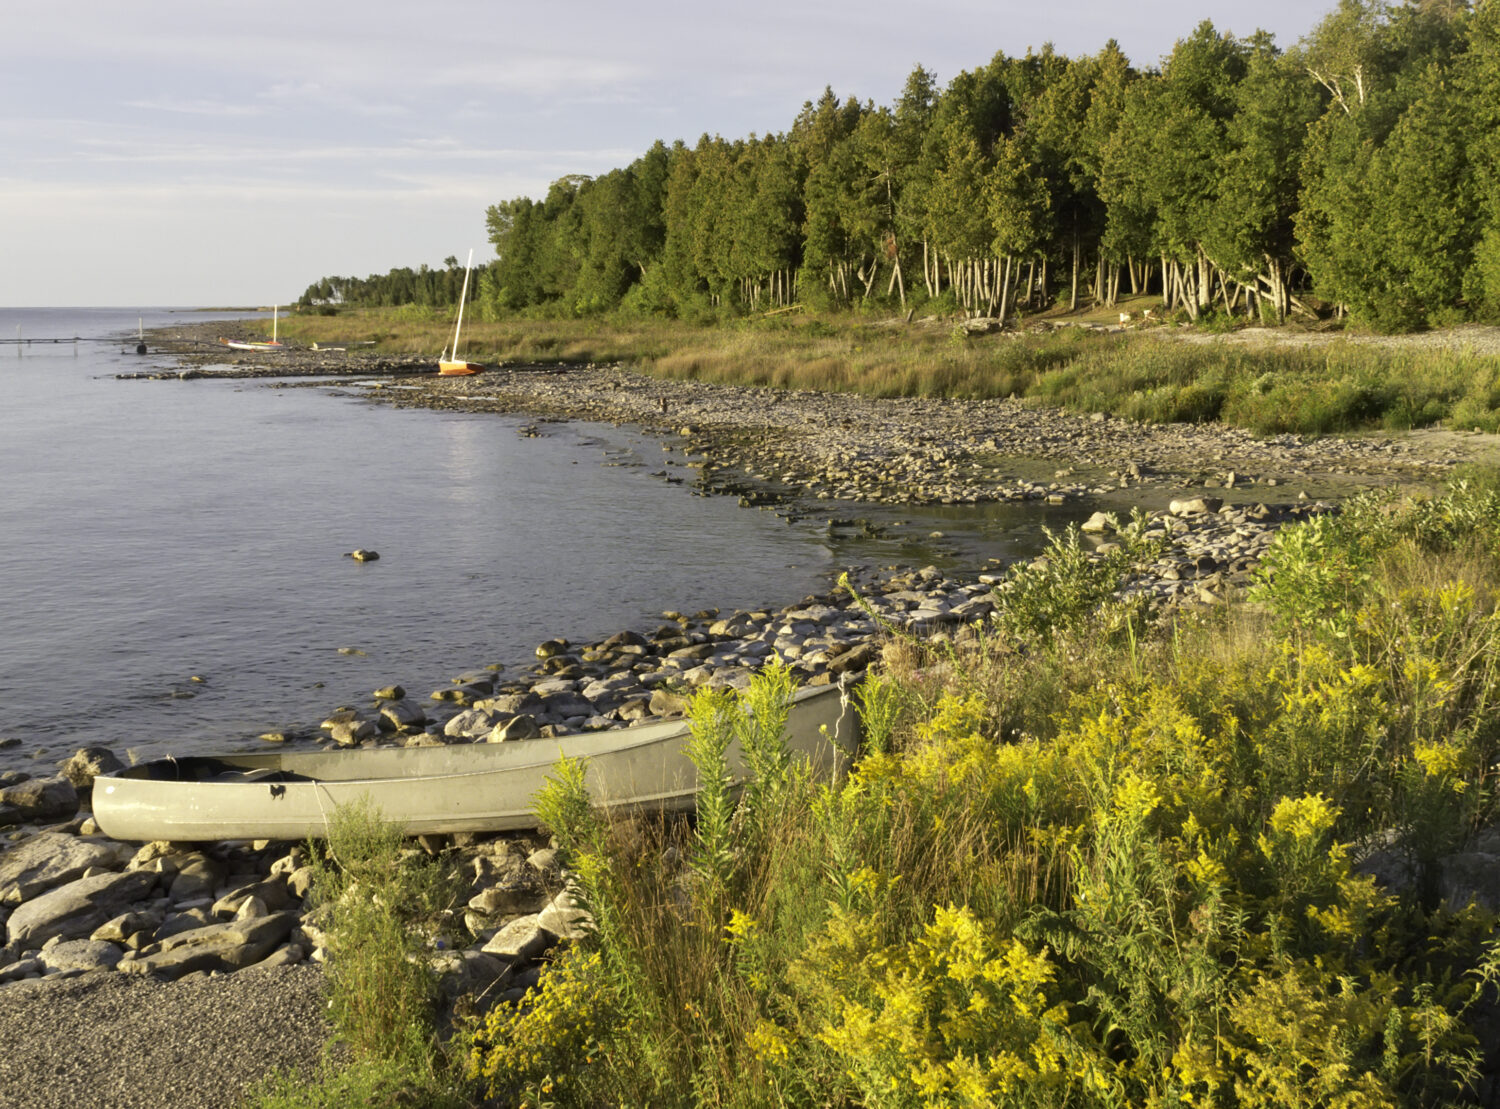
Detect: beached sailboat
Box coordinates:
(438, 250, 482, 376)
(220, 306, 284, 352)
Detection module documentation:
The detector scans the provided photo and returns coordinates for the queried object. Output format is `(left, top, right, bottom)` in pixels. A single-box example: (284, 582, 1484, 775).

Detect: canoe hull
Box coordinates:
(92, 684, 858, 842)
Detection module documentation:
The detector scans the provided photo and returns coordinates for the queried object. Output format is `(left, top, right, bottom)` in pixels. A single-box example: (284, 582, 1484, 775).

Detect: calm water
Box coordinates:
(0, 307, 1082, 772)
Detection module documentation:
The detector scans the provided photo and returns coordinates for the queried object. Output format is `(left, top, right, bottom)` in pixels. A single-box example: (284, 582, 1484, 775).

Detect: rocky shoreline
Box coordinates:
(2, 319, 1493, 1104)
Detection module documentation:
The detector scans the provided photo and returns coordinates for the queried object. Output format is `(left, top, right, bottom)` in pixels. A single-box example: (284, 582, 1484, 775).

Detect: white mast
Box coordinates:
(450, 250, 473, 358)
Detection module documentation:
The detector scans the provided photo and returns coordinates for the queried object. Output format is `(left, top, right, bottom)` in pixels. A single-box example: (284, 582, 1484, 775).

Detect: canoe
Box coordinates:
(91, 683, 858, 842)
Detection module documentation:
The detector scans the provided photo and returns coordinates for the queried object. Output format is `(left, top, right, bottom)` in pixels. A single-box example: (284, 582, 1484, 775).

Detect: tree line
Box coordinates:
(304, 0, 1500, 333)
(297, 256, 490, 311)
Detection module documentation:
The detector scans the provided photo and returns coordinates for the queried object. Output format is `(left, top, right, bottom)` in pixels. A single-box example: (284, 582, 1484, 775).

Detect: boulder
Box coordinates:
(827, 642, 879, 677)
(468, 882, 547, 917)
(648, 688, 691, 717)
(444, 708, 501, 739)
(600, 630, 648, 650)
(432, 948, 510, 1002)
(329, 718, 380, 746)
(535, 694, 593, 720)
(0, 831, 131, 903)
(166, 853, 227, 901)
(0, 957, 42, 984)
(1437, 852, 1500, 913)
(616, 698, 653, 722)
(487, 715, 540, 743)
(39, 938, 123, 973)
(91, 909, 165, 945)
(0, 776, 79, 823)
(121, 911, 298, 979)
(213, 878, 295, 917)
(379, 699, 427, 731)
(1168, 496, 1224, 516)
(155, 907, 214, 940)
(250, 942, 306, 970)
(477, 692, 543, 715)
(481, 915, 550, 963)
(6, 868, 158, 948)
(537, 889, 593, 942)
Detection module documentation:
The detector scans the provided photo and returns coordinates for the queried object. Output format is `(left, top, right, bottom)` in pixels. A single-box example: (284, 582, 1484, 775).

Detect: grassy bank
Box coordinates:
(277, 306, 1500, 436)
(255, 471, 1500, 1108)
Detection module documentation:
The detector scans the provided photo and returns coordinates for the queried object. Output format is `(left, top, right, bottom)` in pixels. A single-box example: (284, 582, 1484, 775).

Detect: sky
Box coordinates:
(1, 0, 1331, 307)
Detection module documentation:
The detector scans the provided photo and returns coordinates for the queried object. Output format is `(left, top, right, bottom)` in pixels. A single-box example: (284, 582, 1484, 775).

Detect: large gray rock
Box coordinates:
(6, 868, 158, 948)
(213, 878, 295, 918)
(0, 831, 131, 903)
(0, 957, 42, 984)
(39, 938, 123, 973)
(481, 914, 549, 962)
(537, 889, 593, 942)
(166, 852, 227, 901)
(91, 909, 165, 945)
(468, 881, 547, 917)
(487, 714, 539, 743)
(1168, 496, 1224, 516)
(379, 699, 427, 731)
(648, 688, 691, 717)
(535, 694, 593, 721)
(329, 717, 380, 746)
(0, 776, 79, 823)
(444, 708, 501, 739)
(121, 911, 297, 979)
(476, 691, 543, 715)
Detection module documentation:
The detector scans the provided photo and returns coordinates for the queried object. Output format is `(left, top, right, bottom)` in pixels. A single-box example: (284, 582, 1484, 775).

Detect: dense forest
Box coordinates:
(299, 0, 1500, 333)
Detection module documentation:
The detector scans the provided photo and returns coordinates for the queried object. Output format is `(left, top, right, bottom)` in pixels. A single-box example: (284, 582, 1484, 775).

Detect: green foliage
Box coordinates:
(463, 947, 613, 1108)
(248, 798, 473, 1108)
(991, 511, 1161, 647)
(456, 477, 1500, 1107)
(686, 686, 740, 904)
(308, 798, 457, 1067)
(245, 1056, 470, 1109)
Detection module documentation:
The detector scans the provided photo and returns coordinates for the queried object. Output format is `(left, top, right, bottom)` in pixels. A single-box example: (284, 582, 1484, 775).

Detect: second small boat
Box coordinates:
(220, 305, 285, 352)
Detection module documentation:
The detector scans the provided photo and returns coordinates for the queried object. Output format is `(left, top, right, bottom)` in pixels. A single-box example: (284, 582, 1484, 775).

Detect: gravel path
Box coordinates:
(0, 965, 339, 1109)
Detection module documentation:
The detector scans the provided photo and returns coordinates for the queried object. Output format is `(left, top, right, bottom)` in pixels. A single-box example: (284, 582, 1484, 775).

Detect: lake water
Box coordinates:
(0, 307, 1083, 773)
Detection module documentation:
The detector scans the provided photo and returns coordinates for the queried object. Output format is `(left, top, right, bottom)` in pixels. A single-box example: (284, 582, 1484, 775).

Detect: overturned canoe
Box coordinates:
(92, 684, 858, 842)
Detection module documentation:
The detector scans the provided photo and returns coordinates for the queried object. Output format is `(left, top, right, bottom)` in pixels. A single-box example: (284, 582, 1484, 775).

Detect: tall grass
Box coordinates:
(280, 306, 1500, 434)
(247, 797, 473, 1109)
(1032, 337, 1500, 434)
